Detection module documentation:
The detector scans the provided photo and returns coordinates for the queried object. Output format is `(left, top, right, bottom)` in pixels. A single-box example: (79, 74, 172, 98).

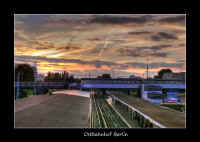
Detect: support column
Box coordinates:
(16, 73, 20, 99)
(16, 82, 20, 99)
(141, 84, 144, 99)
(34, 87, 37, 96)
(162, 89, 167, 103)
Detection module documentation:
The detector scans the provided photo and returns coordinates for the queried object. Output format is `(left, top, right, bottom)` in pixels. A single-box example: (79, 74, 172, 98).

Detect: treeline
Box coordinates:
(44, 71, 81, 83)
(15, 64, 34, 82)
(97, 74, 111, 79)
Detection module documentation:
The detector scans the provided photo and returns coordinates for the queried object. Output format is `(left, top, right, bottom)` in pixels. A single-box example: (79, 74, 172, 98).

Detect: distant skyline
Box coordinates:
(14, 14, 186, 78)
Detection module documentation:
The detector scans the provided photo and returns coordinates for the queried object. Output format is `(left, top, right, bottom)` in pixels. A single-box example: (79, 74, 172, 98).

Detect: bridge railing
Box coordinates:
(81, 80, 185, 84)
(14, 82, 65, 87)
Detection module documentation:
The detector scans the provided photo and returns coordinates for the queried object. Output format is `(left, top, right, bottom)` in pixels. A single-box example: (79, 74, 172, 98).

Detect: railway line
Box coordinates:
(90, 94, 130, 128)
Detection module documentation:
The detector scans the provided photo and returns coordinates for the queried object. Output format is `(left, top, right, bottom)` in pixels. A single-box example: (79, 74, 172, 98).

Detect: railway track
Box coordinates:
(90, 94, 130, 128)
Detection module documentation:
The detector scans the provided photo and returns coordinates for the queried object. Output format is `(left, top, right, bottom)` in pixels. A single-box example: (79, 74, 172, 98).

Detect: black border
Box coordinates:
(8, 9, 192, 138)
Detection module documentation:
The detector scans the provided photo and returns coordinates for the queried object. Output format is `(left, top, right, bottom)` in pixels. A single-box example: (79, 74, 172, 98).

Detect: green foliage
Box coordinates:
(130, 91, 136, 96)
(25, 89, 33, 97)
(157, 69, 172, 79)
(161, 104, 185, 112)
(130, 90, 141, 98)
(44, 71, 69, 82)
(44, 71, 80, 83)
(48, 89, 52, 95)
(97, 74, 111, 79)
(102, 74, 111, 79)
(19, 89, 33, 98)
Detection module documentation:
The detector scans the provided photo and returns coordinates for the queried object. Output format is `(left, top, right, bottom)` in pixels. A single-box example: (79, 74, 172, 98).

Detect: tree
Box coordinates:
(97, 76, 102, 79)
(102, 74, 111, 79)
(157, 69, 172, 79)
(44, 71, 70, 82)
(63, 71, 69, 81)
(154, 75, 160, 79)
(69, 75, 74, 83)
(15, 64, 34, 82)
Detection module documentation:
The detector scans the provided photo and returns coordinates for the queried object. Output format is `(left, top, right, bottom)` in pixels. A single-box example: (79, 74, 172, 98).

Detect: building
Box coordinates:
(162, 72, 185, 80)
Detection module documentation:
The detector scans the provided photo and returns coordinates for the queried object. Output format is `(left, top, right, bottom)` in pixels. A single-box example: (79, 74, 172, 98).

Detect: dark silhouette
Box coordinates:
(102, 74, 111, 79)
(155, 69, 172, 79)
(44, 71, 69, 82)
(15, 64, 34, 82)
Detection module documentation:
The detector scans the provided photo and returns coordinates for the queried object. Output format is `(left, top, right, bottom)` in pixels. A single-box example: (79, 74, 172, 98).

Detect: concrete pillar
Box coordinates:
(16, 73, 20, 99)
(141, 84, 144, 99)
(16, 82, 20, 99)
(34, 87, 37, 96)
(162, 89, 167, 103)
(102, 89, 105, 96)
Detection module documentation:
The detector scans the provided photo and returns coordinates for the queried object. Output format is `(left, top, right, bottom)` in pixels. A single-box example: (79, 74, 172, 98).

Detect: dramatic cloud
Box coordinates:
(128, 31, 152, 35)
(125, 62, 184, 69)
(14, 14, 186, 78)
(89, 15, 152, 24)
(14, 55, 117, 68)
(159, 15, 185, 25)
(117, 45, 171, 58)
(149, 52, 168, 58)
(151, 32, 178, 41)
(65, 46, 81, 51)
(150, 62, 184, 69)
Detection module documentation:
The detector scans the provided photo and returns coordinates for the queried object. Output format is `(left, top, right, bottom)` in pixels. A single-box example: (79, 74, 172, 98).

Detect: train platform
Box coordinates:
(111, 92, 186, 128)
(15, 91, 90, 128)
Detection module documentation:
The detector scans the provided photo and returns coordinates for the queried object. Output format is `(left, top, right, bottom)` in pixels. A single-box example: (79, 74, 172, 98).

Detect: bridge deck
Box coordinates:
(15, 93, 89, 128)
(110, 92, 185, 128)
(82, 83, 185, 89)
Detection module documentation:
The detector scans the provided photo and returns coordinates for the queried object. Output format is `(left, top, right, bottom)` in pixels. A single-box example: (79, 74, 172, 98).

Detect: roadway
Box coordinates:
(15, 91, 90, 128)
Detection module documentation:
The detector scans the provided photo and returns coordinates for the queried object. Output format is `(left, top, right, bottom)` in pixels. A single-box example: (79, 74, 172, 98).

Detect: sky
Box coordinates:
(14, 14, 186, 78)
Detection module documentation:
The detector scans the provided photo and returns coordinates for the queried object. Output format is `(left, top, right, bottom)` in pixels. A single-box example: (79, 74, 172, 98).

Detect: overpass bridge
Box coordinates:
(14, 82, 66, 87)
(81, 79, 185, 89)
(81, 79, 185, 102)
(14, 79, 185, 99)
(14, 82, 66, 99)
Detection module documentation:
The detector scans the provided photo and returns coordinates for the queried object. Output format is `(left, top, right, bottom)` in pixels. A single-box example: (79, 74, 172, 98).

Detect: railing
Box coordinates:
(81, 79, 185, 84)
(111, 95, 166, 128)
(14, 82, 65, 87)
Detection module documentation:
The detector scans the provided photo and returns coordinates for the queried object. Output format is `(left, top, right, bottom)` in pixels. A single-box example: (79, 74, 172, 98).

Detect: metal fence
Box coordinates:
(14, 82, 65, 87)
(82, 79, 185, 84)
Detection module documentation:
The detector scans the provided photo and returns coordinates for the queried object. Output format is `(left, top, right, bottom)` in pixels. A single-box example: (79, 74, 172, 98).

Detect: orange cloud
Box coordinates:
(14, 14, 186, 77)
(101, 65, 111, 70)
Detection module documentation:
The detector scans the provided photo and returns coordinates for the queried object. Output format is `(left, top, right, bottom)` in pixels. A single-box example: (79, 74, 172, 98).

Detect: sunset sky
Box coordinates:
(14, 14, 186, 78)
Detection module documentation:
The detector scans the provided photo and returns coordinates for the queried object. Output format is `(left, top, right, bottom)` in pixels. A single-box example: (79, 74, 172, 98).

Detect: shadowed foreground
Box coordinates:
(15, 94, 90, 128)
